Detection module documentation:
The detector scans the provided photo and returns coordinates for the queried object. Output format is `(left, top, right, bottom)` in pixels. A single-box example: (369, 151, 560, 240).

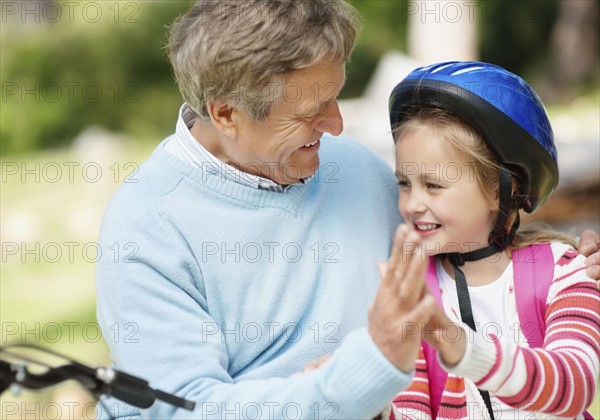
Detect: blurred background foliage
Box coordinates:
(1, 1, 189, 154)
(2, 0, 598, 155)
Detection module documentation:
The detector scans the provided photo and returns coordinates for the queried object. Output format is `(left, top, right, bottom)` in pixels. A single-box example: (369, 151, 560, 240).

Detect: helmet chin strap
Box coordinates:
(440, 167, 518, 420)
(489, 168, 520, 250)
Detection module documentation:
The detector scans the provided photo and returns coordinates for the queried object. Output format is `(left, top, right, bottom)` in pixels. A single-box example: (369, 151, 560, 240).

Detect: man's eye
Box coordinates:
(300, 110, 320, 120)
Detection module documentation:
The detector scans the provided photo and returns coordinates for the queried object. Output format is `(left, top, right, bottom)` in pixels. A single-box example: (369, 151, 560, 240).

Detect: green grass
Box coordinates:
(1, 142, 152, 419)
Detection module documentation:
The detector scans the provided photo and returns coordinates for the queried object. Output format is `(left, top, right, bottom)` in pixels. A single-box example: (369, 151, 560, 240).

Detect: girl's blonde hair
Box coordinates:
(392, 104, 577, 249)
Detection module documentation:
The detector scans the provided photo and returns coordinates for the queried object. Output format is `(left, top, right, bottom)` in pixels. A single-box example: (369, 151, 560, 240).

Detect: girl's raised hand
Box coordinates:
(368, 225, 437, 372)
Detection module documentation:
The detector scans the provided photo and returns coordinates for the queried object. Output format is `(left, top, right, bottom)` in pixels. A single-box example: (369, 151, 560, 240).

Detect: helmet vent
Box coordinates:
(431, 63, 456, 73)
(451, 66, 484, 76)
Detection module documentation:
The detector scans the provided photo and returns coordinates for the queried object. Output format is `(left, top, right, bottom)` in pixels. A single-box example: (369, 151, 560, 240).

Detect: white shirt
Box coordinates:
(437, 259, 536, 419)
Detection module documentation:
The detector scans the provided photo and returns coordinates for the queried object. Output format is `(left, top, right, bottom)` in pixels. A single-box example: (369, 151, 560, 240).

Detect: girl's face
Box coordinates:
(394, 125, 498, 255)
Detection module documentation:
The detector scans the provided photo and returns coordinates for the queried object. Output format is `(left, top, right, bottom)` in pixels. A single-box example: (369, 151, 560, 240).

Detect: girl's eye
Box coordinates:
(426, 183, 442, 189)
(398, 180, 410, 188)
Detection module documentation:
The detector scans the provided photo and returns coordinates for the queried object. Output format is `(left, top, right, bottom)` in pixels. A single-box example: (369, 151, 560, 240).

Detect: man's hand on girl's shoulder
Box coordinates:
(578, 230, 600, 290)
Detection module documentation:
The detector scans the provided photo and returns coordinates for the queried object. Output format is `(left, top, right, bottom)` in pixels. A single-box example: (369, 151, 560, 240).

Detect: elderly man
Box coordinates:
(96, 1, 600, 418)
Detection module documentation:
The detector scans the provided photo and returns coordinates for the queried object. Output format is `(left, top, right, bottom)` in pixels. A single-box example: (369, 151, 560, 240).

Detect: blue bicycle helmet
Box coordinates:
(389, 61, 558, 214)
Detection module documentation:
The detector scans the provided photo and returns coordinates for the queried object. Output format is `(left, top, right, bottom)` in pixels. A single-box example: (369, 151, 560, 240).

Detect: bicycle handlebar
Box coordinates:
(0, 351, 195, 412)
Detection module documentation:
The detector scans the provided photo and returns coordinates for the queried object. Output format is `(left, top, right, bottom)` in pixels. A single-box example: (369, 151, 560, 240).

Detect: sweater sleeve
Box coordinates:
(442, 248, 600, 418)
(95, 189, 412, 420)
(390, 347, 433, 420)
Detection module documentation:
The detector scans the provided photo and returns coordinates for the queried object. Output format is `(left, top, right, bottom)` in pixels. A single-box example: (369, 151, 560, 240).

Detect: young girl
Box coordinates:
(387, 61, 600, 419)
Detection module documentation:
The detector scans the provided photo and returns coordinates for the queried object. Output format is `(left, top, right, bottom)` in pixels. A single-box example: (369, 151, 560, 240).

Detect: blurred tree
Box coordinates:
(541, 0, 599, 102)
(344, 0, 409, 98)
(347, 0, 565, 97)
(478, 0, 559, 77)
(1, 1, 189, 155)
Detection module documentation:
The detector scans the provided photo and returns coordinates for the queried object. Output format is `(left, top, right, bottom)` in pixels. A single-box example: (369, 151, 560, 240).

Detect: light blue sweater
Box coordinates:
(96, 134, 407, 419)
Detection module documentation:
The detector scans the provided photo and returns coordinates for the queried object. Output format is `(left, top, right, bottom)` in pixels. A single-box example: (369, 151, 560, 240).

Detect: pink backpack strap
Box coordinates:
(512, 244, 553, 348)
(513, 244, 593, 419)
(422, 246, 593, 419)
(423, 257, 447, 419)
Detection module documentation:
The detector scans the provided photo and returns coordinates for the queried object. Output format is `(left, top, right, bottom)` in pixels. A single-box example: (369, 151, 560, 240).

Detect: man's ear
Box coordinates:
(207, 100, 238, 138)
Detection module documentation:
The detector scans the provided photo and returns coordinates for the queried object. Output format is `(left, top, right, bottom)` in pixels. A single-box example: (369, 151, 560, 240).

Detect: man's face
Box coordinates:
(228, 59, 346, 185)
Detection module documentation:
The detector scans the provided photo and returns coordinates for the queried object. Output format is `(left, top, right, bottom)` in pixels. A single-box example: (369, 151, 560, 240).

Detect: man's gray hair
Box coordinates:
(167, 0, 362, 120)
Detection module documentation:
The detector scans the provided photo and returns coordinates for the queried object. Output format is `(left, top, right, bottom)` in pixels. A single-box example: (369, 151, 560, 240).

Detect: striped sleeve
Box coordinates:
(391, 347, 433, 420)
(495, 251, 600, 417)
(445, 248, 600, 418)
